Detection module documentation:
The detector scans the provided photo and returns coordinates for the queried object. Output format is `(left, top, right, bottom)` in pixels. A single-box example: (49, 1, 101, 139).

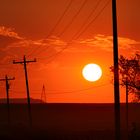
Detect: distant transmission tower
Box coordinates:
(41, 84, 46, 103)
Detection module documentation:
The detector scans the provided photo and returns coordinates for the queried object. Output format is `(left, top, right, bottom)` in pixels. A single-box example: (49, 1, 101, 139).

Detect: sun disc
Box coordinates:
(82, 64, 102, 82)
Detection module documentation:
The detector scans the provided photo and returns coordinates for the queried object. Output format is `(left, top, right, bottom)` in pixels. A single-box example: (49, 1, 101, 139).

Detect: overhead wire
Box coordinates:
(29, 0, 101, 60)
(73, 0, 111, 40)
(71, 0, 102, 39)
(36, 0, 111, 61)
(27, 0, 74, 58)
(58, 0, 88, 37)
(46, 83, 110, 94)
(10, 82, 110, 95)
(27, 0, 88, 58)
(46, 0, 74, 38)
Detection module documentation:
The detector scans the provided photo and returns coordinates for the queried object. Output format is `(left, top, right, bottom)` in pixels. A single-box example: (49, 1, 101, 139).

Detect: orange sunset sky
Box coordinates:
(0, 0, 140, 103)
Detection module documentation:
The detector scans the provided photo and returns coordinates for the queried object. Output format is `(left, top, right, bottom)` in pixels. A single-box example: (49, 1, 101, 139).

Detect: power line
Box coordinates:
(36, 0, 111, 61)
(27, 0, 74, 58)
(46, 0, 74, 38)
(71, 0, 102, 39)
(0, 0, 110, 71)
(28, 45, 51, 59)
(27, 0, 88, 58)
(1, 0, 111, 67)
(46, 83, 110, 94)
(10, 82, 110, 95)
(74, 0, 111, 39)
(58, 0, 88, 37)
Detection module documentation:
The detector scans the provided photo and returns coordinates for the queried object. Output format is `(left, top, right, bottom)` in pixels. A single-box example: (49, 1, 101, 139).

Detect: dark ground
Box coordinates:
(0, 103, 140, 140)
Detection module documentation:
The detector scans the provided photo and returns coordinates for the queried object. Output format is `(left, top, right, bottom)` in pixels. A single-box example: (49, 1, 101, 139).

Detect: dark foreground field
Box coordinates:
(0, 103, 140, 140)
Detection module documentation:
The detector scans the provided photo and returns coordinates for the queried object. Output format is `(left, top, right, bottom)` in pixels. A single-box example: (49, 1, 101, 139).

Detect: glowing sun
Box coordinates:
(82, 64, 102, 82)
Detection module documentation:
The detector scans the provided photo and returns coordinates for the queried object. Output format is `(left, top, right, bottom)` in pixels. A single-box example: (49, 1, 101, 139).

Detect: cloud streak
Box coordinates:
(0, 26, 67, 64)
(8, 36, 67, 49)
(0, 26, 139, 68)
(0, 26, 67, 55)
(79, 34, 140, 52)
(0, 26, 23, 39)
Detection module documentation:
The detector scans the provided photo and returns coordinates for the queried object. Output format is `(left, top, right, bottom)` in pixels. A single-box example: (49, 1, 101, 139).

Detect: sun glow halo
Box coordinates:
(82, 64, 102, 82)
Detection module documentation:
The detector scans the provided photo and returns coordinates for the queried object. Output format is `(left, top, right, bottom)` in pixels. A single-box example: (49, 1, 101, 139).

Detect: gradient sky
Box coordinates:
(0, 0, 140, 103)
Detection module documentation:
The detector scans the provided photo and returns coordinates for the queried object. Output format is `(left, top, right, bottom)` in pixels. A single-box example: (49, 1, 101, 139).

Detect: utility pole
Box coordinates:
(0, 75, 15, 124)
(126, 77, 129, 139)
(112, 0, 121, 140)
(13, 55, 36, 126)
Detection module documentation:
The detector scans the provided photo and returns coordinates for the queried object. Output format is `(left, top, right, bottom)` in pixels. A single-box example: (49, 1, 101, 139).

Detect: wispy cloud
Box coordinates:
(0, 26, 23, 39)
(0, 26, 66, 53)
(1, 27, 139, 68)
(46, 36, 67, 46)
(0, 26, 24, 53)
(79, 34, 140, 52)
(8, 36, 67, 49)
(0, 26, 67, 64)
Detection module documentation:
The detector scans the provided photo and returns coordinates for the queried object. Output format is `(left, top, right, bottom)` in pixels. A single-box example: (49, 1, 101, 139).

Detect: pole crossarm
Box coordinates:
(13, 56, 36, 64)
(0, 77, 15, 81)
(0, 75, 15, 90)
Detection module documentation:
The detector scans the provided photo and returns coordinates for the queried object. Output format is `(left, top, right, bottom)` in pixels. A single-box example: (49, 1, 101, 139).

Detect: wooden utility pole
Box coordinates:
(126, 78, 129, 139)
(13, 55, 36, 126)
(0, 75, 15, 124)
(112, 0, 121, 140)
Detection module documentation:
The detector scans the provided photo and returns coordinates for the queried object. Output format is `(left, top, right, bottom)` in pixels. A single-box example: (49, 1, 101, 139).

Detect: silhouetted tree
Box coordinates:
(110, 54, 140, 102)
